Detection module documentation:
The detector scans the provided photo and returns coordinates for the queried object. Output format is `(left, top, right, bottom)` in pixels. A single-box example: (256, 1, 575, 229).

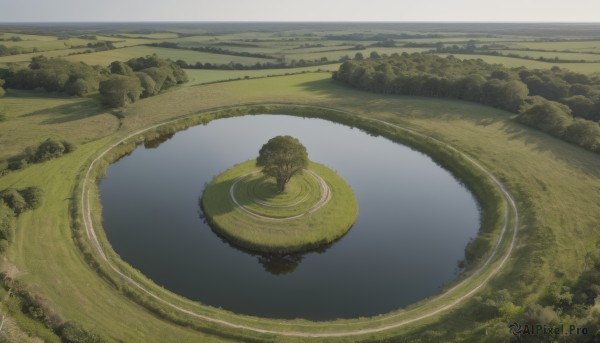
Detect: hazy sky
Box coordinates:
(0, 0, 599, 22)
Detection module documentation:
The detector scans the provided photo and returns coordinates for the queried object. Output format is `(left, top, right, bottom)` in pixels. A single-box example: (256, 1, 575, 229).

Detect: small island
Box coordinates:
(201, 136, 358, 253)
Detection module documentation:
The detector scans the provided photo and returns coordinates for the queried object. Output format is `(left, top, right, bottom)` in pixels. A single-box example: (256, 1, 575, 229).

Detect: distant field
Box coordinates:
(0, 37, 97, 52)
(285, 47, 429, 61)
(498, 49, 600, 62)
(62, 46, 277, 66)
(113, 33, 180, 40)
(184, 64, 339, 84)
(437, 53, 600, 74)
(506, 40, 600, 52)
(0, 48, 90, 65)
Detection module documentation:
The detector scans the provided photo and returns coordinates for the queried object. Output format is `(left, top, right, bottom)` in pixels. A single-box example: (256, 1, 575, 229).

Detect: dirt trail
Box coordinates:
(81, 105, 519, 338)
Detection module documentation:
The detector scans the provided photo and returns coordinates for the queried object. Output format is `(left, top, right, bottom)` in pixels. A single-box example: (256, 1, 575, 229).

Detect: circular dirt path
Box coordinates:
(229, 169, 331, 221)
(81, 104, 519, 339)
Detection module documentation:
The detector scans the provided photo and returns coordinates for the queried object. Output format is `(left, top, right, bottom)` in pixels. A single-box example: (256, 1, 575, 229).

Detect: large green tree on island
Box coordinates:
(256, 136, 308, 193)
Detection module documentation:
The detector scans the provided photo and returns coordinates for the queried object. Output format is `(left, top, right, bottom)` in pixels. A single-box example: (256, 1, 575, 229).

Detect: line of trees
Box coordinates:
(333, 53, 600, 153)
(0, 44, 29, 57)
(146, 42, 277, 59)
(0, 54, 188, 108)
(99, 54, 188, 107)
(0, 56, 106, 96)
(7, 138, 75, 171)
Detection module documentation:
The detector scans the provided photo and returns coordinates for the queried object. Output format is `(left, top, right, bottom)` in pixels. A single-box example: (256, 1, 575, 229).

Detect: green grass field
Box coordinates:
(62, 45, 276, 66)
(0, 90, 117, 161)
(2, 71, 598, 341)
(2, 23, 600, 341)
(498, 49, 600, 62)
(507, 40, 600, 52)
(184, 65, 340, 84)
(0, 47, 90, 65)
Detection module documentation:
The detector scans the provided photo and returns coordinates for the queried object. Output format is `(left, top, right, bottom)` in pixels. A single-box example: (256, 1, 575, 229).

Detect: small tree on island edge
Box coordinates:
(256, 136, 308, 193)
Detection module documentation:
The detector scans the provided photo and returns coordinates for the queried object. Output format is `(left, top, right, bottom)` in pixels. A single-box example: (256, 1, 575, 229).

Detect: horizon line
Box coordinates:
(1, 20, 600, 24)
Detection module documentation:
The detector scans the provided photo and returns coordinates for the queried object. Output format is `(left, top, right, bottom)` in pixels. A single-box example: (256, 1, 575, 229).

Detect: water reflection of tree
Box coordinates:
(200, 200, 340, 276)
(258, 254, 303, 275)
(144, 132, 175, 149)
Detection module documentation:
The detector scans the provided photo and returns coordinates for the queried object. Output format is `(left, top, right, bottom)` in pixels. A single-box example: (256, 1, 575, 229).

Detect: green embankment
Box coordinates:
(1, 72, 599, 341)
(202, 160, 358, 253)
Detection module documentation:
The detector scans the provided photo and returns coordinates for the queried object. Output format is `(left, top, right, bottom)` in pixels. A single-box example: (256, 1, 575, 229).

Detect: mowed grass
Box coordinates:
(233, 170, 322, 217)
(202, 160, 358, 253)
(0, 140, 226, 343)
(184, 65, 340, 85)
(0, 90, 118, 160)
(62, 46, 277, 66)
(2, 72, 600, 341)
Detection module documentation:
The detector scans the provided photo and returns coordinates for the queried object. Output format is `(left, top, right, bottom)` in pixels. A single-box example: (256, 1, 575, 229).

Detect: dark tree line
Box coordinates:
(0, 44, 31, 57)
(0, 54, 188, 108)
(7, 138, 75, 171)
(333, 53, 600, 153)
(147, 42, 277, 59)
(0, 56, 106, 96)
(100, 54, 188, 107)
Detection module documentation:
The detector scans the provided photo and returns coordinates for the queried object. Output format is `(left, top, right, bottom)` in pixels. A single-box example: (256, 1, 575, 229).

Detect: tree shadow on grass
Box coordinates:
(22, 99, 108, 124)
(500, 120, 600, 179)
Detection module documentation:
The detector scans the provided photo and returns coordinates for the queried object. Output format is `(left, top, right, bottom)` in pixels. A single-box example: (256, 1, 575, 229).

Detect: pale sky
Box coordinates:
(0, 0, 598, 22)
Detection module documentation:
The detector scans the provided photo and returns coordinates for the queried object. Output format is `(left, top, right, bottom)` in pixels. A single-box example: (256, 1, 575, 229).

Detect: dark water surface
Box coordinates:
(99, 115, 480, 320)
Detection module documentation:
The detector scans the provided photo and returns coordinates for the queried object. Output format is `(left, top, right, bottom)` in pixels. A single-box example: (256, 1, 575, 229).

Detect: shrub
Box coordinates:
(7, 158, 28, 170)
(516, 99, 572, 137)
(20, 186, 44, 210)
(564, 119, 600, 152)
(58, 321, 105, 343)
(33, 138, 66, 163)
(0, 202, 15, 242)
(0, 188, 27, 215)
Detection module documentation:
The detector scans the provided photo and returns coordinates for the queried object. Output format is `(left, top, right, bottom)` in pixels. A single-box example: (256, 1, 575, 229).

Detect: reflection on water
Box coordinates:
(199, 204, 335, 276)
(258, 254, 303, 275)
(100, 114, 480, 320)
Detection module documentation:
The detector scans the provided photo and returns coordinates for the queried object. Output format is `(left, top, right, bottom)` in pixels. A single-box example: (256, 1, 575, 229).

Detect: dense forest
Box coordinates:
(0, 54, 188, 107)
(333, 53, 600, 152)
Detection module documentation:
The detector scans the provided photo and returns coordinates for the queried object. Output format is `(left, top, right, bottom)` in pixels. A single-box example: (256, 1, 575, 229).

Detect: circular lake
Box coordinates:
(99, 114, 480, 320)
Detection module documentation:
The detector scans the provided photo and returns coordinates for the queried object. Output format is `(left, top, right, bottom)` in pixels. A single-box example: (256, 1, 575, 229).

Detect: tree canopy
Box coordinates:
(256, 136, 309, 193)
(333, 53, 600, 154)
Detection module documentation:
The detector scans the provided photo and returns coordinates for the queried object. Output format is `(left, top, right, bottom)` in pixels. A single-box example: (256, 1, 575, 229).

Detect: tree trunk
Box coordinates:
(277, 178, 286, 193)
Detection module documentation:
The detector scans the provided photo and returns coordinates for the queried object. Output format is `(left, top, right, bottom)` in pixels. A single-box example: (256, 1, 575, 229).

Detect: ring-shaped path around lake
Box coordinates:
(81, 104, 519, 338)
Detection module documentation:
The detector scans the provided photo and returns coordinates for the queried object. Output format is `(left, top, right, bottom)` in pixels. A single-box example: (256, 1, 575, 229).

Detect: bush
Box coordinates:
(33, 138, 66, 163)
(99, 74, 142, 108)
(7, 139, 74, 171)
(20, 186, 44, 210)
(564, 119, 600, 152)
(58, 321, 105, 343)
(7, 158, 28, 170)
(0, 188, 27, 215)
(516, 99, 572, 137)
(0, 202, 15, 242)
